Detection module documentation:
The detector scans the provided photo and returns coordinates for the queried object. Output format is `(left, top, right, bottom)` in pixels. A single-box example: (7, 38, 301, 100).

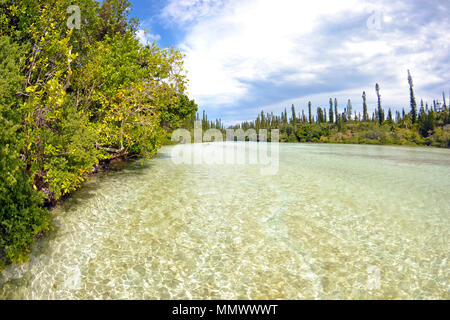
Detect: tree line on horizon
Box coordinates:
(227, 71, 449, 147)
(181, 109, 226, 132)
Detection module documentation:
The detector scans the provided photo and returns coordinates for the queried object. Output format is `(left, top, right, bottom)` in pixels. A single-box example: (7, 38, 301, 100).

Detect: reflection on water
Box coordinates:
(0, 143, 449, 299)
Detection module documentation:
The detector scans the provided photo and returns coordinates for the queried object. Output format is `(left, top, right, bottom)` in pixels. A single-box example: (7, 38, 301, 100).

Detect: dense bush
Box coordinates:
(0, 0, 197, 267)
(0, 36, 51, 268)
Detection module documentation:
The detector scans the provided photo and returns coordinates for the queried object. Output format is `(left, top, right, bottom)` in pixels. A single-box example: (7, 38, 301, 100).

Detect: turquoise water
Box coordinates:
(1, 143, 449, 299)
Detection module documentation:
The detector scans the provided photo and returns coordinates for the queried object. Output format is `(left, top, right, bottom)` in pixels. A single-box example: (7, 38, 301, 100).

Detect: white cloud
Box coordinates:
(136, 29, 161, 46)
(161, 0, 450, 118)
(161, 0, 225, 25)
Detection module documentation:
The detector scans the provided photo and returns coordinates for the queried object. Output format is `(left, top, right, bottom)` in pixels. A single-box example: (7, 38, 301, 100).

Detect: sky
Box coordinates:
(129, 0, 450, 125)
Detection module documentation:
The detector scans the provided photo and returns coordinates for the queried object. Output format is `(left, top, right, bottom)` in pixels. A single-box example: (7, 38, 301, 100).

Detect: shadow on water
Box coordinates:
(58, 157, 158, 208)
(31, 157, 161, 257)
(154, 153, 173, 160)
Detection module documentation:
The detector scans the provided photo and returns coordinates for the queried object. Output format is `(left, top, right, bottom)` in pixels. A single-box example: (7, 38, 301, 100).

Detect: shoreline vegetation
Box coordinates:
(0, 0, 448, 272)
(0, 0, 197, 269)
(181, 74, 449, 148)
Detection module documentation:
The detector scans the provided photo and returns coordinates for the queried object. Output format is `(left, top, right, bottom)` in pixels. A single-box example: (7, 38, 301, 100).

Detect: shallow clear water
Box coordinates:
(1, 143, 449, 299)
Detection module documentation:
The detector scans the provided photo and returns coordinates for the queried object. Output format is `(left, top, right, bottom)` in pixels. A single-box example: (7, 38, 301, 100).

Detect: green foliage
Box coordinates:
(98, 0, 138, 40)
(161, 94, 198, 132)
(418, 109, 436, 137)
(94, 82, 163, 160)
(0, 36, 51, 268)
(294, 123, 328, 142)
(23, 77, 98, 201)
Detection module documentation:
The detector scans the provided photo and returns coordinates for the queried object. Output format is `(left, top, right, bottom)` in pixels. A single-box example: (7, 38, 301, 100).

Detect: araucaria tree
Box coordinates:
(317, 107, 325, 123)
(408, 70, 418, 123)
(291, 104, 297, 124)
(334, 98, 338, 123)
(347, 99, 353, 120)
(362, 91, 368, 121)
(375, 83, 384, 124)
(308, 101, 312, 123)
(329, 98, 334, 123)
